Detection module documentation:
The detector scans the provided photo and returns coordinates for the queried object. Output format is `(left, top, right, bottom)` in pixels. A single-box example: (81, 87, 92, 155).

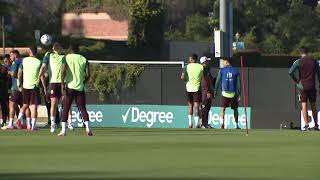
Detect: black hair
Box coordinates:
(299, 46, 309, 54)
(10, 50, 20, 56)
(29, 46, 37, 55)
(70, 43, 79, 53)
(4, 54, 10, 59)
(190, 53, 198, 61)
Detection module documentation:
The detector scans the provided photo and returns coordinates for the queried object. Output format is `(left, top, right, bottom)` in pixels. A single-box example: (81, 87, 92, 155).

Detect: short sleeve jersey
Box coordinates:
(11, 58, 22, 91)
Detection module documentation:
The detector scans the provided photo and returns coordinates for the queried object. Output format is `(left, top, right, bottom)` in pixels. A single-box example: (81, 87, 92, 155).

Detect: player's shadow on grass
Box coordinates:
(0, 172, 273, 180)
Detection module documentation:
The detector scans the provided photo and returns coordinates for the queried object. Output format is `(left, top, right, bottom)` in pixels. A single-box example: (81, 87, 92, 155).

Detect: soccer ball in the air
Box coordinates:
(40, 34, 52, 46)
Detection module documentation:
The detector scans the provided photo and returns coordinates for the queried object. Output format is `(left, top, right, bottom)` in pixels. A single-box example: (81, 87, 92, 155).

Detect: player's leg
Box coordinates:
(74, 90, 92, 136)
(201, 99, 211, 128)
(300, 91, 309, 130)
(45, 92, 51, 126)
(58, 88, 73, 136)
(310, 102, 318, 129)
(61, 94, 74, 130)
(49, 83, 61, 132)
(50, 97, 59, 132)
(0, 97, 8, 127)
(193, 92, 201, 128)
(25, 107, 31, 130)
(16, 104, 28, 129)
(231, 96, 240, 129)
(29, 104, 37, 131)
(6, 100, 16, 129)
(187, 92, 194, 128)
(220, 96, 229, 129)
(309, 89, 318, 130)
(16, 89, 30, 129)
(67, 110, 74, 130)
(301, 102, 309, 130)
(233, 108, 239, 129)
(29, 87, 40, 131)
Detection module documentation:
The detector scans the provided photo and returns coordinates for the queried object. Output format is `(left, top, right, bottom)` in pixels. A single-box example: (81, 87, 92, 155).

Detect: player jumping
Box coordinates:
(215, 58, 241, 129)
(58, 43, 92, 136)
(181, 54, 203, 128)
(289, 46, 320, 131)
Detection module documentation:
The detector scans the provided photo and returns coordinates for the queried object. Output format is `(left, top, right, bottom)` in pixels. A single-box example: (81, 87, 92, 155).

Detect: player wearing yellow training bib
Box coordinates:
(17, 47, 41, 131)
(181, 54, 203, 128)
(37, 42, 68, 133)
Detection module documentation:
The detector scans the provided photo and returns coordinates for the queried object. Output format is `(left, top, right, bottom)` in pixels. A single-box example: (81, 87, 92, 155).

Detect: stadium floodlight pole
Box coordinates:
(88, 60, 185, 68)
(240, 55, 249, 136)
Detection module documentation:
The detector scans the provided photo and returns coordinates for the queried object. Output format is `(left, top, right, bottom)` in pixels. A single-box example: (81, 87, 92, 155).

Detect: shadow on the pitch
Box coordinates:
(0, 172, 274, 180)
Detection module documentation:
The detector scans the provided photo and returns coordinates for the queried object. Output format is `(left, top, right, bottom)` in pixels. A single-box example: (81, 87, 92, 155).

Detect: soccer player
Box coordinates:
(58, 43, 92, 136)
(214, 58, 241, 129)
(0, 64, 9, 127)
(40, 49, 62, 129)
(17, 46, 41, 131)
(289, 46, 320, 130)
(181, 54, 203, 128)
(200, 56, 215, 128)
(3, 50, 30, 129)
(37, 42, 70, 133)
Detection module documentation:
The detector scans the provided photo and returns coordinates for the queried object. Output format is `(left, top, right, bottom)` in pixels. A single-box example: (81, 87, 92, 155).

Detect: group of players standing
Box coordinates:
(0, 42, 93, 136)
(181, 54, 241, 129)
(182, 46, 320, 130)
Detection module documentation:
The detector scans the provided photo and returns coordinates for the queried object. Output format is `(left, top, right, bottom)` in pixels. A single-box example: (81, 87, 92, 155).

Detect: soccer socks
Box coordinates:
(17, 112, 25, 127)
(8, 118, 14, 127)
(31, 118, 36, 130)
(50, 116, 55, 125)
(194, 116, 199, 127)
(1, 117, 6, 124)
(18, 112, 24, 121)
(84, 121, 90, 132)
(61, 122, 66, 133)
(188, 115, 192, 126)
(26, 118, 31, 129)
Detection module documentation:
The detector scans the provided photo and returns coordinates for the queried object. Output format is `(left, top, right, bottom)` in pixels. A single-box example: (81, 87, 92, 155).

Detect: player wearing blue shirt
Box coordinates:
(215, 58, 241, 129)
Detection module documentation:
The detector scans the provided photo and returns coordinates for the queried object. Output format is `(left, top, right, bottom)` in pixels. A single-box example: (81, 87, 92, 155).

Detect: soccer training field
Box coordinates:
(0, 128, 319, 180)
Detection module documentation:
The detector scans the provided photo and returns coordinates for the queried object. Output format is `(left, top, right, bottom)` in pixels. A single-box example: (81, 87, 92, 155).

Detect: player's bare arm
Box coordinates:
(17, 67, 23, 89)
(36, 64, 47, 86)
(84, 61, 90, 84)
(61, 63, 67, 93)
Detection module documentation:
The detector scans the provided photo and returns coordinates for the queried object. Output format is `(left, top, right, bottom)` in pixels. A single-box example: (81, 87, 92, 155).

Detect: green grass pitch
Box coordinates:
(0, 128, 319, 180)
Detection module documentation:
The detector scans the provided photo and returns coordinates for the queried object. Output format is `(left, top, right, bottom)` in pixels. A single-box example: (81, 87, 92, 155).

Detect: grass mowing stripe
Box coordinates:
(0, 129, 319, 180)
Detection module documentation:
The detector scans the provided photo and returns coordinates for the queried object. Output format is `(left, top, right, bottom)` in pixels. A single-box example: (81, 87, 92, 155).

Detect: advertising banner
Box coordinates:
(69, 105, 251, 129)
